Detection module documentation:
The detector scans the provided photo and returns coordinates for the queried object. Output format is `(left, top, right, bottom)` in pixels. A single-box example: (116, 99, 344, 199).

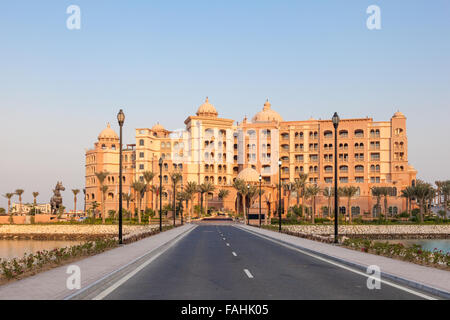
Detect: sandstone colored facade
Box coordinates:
(85, 98, 417, 219)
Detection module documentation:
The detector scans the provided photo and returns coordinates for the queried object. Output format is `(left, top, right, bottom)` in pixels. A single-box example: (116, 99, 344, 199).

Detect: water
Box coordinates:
(0, 240, 84, 260)
(384, 239, 450, 254)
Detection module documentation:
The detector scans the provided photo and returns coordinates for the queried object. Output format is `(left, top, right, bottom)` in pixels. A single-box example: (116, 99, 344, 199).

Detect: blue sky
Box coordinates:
(0, 1, 449, 209)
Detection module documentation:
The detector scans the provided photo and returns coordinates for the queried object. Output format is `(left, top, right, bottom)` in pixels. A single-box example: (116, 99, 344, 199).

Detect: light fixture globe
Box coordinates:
(332, 112, 340, 128)
(117, 109, 125, 126)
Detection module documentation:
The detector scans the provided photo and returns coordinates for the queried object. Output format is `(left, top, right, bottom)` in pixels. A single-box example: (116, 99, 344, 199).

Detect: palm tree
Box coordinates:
(340, 186, 359, 223)
(131, 181, 146, 223)
(72, 189, 80, 215)
(440, 181, 450, 217)
(282, 182, 294, 210)
(91, 201, 99, 219)
(232, 179, 245, 217)
(412, 181, 434, 223)
(3, 193, 14, 215)
(218, 189, 230, 211)
(185, 181, 198, 221)
(170, 173, 182, 224)
(100, 185, 109, 223)
(32, 192, 39, 206)
(322, 187, 333, 217)
(143, 171, 155, 211)
(296, 173, 308, 209)
(95, 171, 109, 223)
(305, 184, 321, 223)
(401, 186, 415, 217)
(371, 187, 383, 219)
(122, 193, 133, 218)
(218, 189, 230, 201)
(176, 191, 190, 224)
(435, 180, 444, 207)
(15, 189, 24, 214)
(199, 182, 215, 216)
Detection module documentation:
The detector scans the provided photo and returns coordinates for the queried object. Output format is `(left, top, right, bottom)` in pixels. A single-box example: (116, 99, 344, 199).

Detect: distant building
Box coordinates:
(11, 203, 52, 214)
(85, 98, 417, 218)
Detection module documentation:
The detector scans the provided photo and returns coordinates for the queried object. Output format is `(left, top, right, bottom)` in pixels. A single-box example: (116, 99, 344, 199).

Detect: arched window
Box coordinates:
(324, 130, 333, 138)
(339, 165, 348, 172)
(354, 129, 364, 137)
(339, 130, 348, 138)
(351, 206, 360, 216)
(355, 165, 364, 172)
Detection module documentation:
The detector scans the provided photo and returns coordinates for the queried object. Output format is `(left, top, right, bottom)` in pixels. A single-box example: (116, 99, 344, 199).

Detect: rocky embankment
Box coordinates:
(282, 225, 450, 242)
(0, 225, 164, 241)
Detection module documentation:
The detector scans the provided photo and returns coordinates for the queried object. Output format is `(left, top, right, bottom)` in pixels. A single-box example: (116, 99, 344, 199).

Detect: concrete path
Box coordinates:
(0, 224, 196, 300)
(237, 224, 450, 298)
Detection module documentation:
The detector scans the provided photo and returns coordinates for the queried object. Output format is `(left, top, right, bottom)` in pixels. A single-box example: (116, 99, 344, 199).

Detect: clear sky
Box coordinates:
(0, 1, 449, 210)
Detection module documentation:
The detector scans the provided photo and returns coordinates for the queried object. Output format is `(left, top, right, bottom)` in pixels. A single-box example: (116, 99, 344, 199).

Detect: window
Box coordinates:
(355, 165, 364, 172)
(324, 166, 333, 173)
(351, 206, 360, 216)
(324, 130, 333, 138)
(355, 176, 364, 183)
(339, 165, 348, 172)
(354, 129, 364, 138)
(339, 177, 348, 183)
(324, 177, 332, 183)
(139, 139, 144, 146)
(139, 152, 144, 158)
(139, 164, 144, 170)
(339, 130, 348, 138)
(370, 153, 380, 161)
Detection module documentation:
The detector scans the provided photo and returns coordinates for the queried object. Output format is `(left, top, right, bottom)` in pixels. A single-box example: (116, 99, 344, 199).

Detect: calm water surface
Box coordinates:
(384, 239, 450, 254)
(0, 240, 84, 260)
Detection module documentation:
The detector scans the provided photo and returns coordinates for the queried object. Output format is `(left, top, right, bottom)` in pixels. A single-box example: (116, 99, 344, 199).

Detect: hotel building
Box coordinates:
(85, 98, 417, 218)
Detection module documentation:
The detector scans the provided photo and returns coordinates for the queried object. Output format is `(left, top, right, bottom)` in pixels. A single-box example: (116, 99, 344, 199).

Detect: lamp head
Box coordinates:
(159, 157, 163, 166)
(117, 109, 125, 126)
(259, 175, 262, 182)
(332, 112, 340, 128)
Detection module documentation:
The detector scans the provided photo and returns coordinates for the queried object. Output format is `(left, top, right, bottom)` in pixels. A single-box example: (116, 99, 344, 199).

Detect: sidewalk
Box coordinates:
(0, 224, 196, 300)
(237, 224, 450, 299)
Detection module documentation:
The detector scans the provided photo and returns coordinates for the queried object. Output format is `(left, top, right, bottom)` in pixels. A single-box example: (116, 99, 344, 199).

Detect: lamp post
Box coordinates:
(247, 184, 250, 225)
(332, 112, 340, 244)
(278, 159, 282, 232)
(117, 109, 125, 244)
(159, 157, 163, 232)
(180, 184, 183, 225)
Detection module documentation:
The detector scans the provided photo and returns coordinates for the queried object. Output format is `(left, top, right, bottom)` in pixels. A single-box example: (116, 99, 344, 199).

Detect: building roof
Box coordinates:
(252, 100, 283, 123)
(236, 167, 260, 183)
(151, 122, 165, 131)
(196, 97, 218, 118)
(98, 123, 119, 140)
(393, 111, 406, 119)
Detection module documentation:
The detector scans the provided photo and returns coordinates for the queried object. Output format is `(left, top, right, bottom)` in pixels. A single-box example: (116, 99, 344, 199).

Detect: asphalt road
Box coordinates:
(103, 224, 429, 300)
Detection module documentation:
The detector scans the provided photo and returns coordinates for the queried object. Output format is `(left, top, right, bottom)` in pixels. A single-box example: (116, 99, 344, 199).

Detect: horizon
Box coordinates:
(1, 0, 449, 209)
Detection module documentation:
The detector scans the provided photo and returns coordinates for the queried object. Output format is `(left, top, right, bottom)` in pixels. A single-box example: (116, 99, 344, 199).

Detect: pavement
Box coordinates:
(0, 222, 448, 300)
(0, 224, 196, 300)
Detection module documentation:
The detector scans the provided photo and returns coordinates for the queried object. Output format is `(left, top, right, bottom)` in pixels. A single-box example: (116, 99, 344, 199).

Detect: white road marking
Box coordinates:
(223, 238, 226, 240)
(240, 227, 437, 300)
(91, 227, 196, 300)
(232, 252, 237, 256)
(244, 269, 254, 278)
(226, 243, 230, 246)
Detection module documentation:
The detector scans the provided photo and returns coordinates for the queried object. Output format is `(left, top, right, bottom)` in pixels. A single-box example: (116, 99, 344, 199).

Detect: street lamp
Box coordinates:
(247, 184, 250, 225)
(180, 184, 183, 226)
(159, 157, 163, 232)
(117, 109, 125, 244)
(259, 174, 262, 227)
(278, 159, 282, 232)
(332, 112, 340, 244)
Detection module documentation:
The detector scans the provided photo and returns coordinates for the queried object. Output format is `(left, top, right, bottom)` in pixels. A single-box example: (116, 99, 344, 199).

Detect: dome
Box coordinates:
(236, 167, 260, 183)
(252, 99, 283, 123)
(393, 111, 406, 118)
(98, 123, 118, 140)
(152, 122, 165, 131)
(196, 97, 218, 118)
